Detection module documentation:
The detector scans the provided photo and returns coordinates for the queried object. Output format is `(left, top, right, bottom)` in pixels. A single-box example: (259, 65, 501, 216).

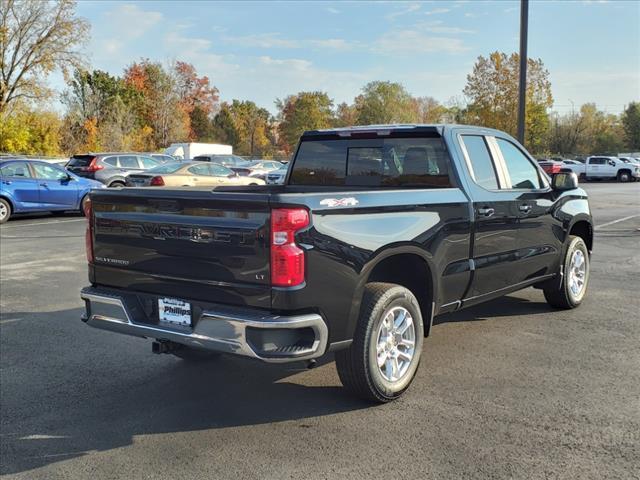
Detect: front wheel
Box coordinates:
(335, 282, 424, 403)
(0, 198, 11, 224)
(617, 171, 631, 183)
(543, 235, 589, 309)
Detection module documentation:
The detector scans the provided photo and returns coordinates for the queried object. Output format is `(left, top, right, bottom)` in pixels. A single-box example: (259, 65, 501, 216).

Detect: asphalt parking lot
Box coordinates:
(1, 182, 639, 480)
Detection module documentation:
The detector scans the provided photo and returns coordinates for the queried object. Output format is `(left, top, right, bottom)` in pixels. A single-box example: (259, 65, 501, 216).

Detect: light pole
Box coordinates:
(517, 0, 529, 145)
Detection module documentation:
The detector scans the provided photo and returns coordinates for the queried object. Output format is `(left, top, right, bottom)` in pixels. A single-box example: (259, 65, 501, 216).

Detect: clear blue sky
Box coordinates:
(69, 0, 639, 115)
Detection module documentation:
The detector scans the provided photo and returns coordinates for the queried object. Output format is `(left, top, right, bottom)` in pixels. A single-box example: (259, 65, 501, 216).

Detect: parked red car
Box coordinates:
(537, 160, 562, 175)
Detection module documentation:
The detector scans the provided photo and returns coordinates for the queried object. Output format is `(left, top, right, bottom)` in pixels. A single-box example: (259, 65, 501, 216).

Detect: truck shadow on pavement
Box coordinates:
(1, 295, 552, 475)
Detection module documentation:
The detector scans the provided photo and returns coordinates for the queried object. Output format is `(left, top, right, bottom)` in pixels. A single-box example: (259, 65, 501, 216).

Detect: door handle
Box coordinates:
(519, 204, 532, 213)
(2, 180, 11, 185)
(40, 182, 49, 188)
(477, 207, 495, 217)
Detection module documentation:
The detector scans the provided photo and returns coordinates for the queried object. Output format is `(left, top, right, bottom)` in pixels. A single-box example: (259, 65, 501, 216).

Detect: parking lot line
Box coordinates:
(594, 214, 640, 230)
(0, 218, 85, 229)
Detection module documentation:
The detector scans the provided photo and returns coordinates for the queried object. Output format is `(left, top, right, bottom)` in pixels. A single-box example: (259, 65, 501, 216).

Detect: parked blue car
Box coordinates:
(0, 159, 104, 223)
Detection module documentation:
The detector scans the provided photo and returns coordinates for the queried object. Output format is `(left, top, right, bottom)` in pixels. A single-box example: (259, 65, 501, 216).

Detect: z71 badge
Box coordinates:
(319, 197, 359, 208)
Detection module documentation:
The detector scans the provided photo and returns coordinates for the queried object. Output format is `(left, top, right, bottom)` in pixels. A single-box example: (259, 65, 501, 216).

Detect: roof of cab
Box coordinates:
(301, 123, 519, 142)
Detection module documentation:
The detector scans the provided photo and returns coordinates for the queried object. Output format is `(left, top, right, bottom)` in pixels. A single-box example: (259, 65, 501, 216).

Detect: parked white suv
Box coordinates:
(562, 156, 640, 182)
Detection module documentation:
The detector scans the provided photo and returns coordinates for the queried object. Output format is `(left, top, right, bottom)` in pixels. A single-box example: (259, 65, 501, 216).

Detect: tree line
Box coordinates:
(1, 0, 639, 158)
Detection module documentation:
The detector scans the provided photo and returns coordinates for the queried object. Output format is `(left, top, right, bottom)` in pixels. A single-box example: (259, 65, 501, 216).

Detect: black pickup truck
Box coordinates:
(80, 125, 593, 402)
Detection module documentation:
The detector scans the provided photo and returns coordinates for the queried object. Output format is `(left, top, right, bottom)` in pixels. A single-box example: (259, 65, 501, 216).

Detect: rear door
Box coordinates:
(32, 162, 78, 209)
(118, 155, 143, 173)
(458, 133, 521, 300)
(0, 161, 40, 209)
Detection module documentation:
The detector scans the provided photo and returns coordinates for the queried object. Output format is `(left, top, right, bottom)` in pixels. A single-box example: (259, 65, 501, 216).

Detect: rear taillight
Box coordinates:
(150, 176, 165, 186)
(270, 208, 309, 287)
(83, 196, 94, 263)
(85, 157, 103, 172)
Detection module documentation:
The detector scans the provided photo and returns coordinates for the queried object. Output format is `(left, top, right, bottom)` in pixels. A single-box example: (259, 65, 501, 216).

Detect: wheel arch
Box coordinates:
(350, 246, 437, 339)
(107, 177, 126, 187)
(568, 218, 593, 253)
(0, 193, 16, 211)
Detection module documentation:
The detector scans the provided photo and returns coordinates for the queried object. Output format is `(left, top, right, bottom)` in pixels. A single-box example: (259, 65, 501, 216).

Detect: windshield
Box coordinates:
(149, 163, 184, 174)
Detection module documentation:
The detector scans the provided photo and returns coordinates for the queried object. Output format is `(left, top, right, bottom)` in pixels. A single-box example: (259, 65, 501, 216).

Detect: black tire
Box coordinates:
(109, 181, 125, 188)
(543, 235, 589, 309)
(171, 346, 220, 361)
(79, 195, 89, 216)
(0, 198, 11, 224)
(335, 282, 424, 403)
(617, 170, 631, 183)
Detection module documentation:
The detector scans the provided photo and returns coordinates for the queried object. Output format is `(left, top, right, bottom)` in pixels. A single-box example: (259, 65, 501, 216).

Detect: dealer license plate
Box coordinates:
(158, 297, 192, 327)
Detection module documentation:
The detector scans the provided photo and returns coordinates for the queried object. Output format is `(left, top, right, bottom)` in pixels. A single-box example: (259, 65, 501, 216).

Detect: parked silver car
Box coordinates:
(265, 163, 289, 184)
(96, 154, 165, 187)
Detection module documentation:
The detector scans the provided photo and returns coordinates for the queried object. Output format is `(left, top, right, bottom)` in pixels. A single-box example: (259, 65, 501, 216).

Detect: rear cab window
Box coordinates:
(290, 135, 453, 188)
(460, 135, 499, 190)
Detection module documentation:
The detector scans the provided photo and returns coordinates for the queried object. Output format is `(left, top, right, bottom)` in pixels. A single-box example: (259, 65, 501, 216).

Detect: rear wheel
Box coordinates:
(335, 282, 424, 403)
(109, 181, 125, 188)
(0, 198, 11, 224)
(171, 346, 220, 361)
(544, 235, 589, 309)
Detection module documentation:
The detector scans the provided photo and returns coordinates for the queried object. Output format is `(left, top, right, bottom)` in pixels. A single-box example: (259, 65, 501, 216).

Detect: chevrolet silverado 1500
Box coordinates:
(80, 125, 593, 402)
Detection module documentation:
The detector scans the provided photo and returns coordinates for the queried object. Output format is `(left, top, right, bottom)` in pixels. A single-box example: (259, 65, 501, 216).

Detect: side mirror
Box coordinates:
(552, 172, 578, 191)
(608, 160, 616, 166)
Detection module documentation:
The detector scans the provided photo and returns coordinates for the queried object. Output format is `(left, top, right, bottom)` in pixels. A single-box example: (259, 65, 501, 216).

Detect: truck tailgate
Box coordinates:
(90, 189, 271, 309)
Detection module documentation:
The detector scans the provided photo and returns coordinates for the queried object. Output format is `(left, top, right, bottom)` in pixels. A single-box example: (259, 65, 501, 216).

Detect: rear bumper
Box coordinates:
(80, 287, 328, 363)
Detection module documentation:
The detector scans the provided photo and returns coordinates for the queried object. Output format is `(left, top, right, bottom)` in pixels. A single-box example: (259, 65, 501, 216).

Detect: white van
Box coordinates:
(164, 143, 232, 161)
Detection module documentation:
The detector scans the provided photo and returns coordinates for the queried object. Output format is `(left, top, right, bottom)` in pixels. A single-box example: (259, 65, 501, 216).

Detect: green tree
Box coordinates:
(354, 81, 416, 125)
(0, 0, 89, 114)
(334, 102, 358, 127)
(621, 102, 640, 150)
(124, 60, 189, 148)
(463, 52, 553, 153)
(212, 103, 239, 146)
(229, 100, 272, 156)
(61, 68, 140, 152)
(276, 91, 334, 153)
(190, 105, 216, 141)
(412, 96, 447, 123)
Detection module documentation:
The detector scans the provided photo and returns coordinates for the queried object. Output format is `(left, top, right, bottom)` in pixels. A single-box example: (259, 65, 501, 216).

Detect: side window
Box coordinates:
(118, 155, 138, 169)
(496, 139, 542, 189)
(188, 164, 211, 176)
(32, 163, 67, 180)
(0, 162, 33, 178)
(211, 164, 232, 176)
(102, 157, 118, 167)
(139, 156, 159, 169)
(460, 135, 499, 190)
